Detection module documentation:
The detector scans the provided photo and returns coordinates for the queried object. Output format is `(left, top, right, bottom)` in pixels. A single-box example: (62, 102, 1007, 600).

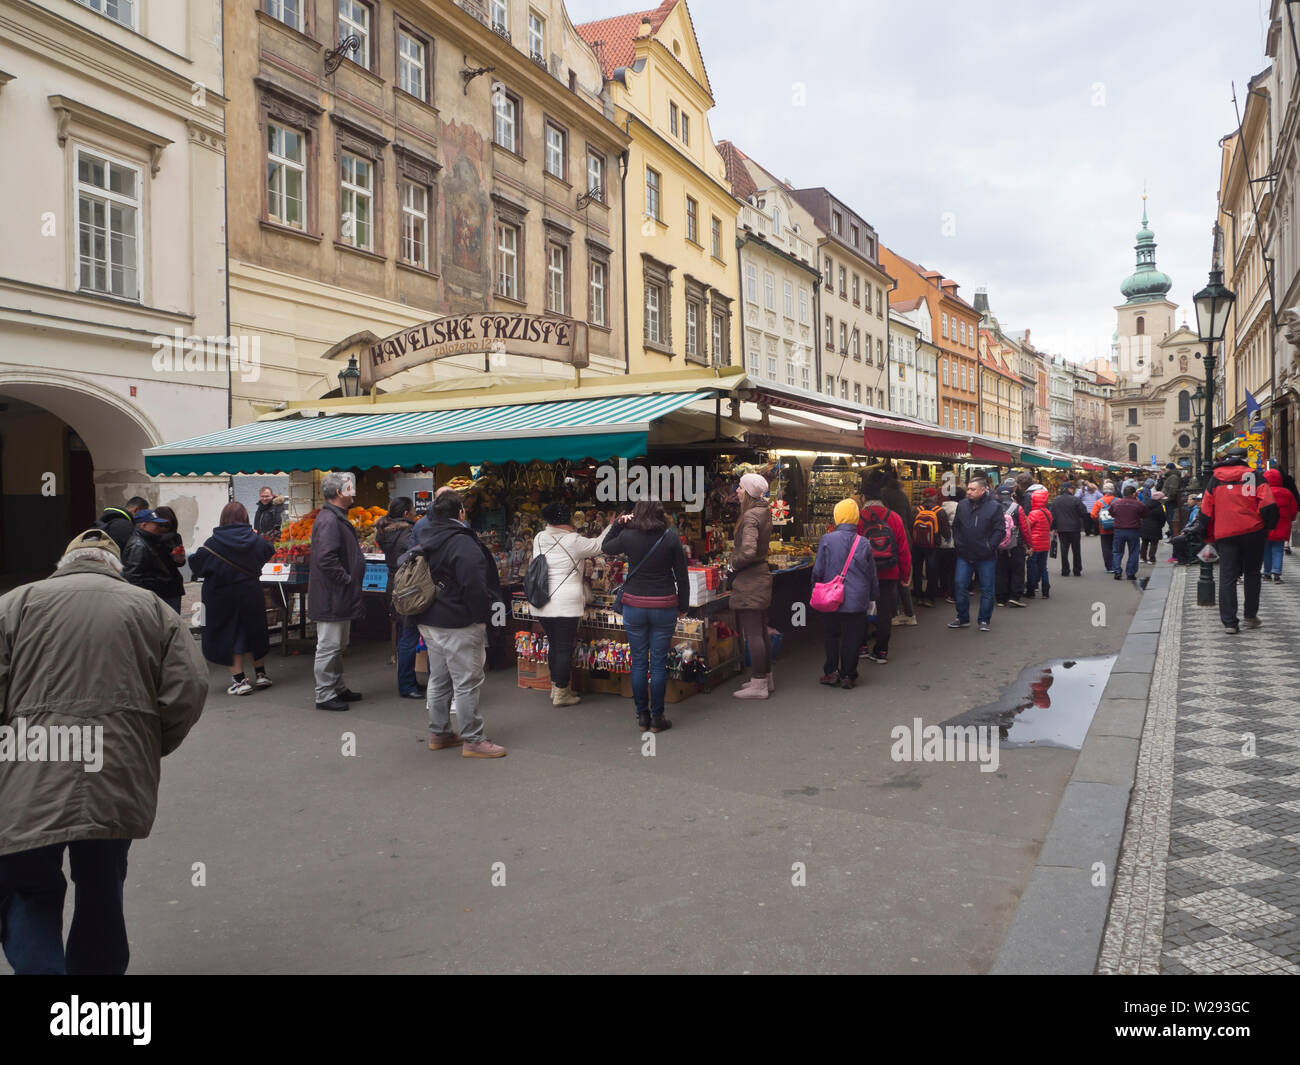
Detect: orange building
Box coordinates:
(880, 248, 981, 436)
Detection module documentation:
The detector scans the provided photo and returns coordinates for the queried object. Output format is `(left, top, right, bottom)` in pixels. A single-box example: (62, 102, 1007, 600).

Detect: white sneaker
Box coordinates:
(227, 678, 253, 696)
(254, 674, 273, 689)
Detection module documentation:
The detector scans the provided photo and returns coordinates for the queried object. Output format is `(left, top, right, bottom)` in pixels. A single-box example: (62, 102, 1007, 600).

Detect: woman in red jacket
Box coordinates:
(1024, 488, 1055, 599)
(858, 474, 912, 665)
(1264, 468, 1298, 582)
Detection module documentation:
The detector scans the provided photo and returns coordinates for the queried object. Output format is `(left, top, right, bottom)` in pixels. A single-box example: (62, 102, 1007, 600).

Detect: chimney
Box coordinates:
(973, 288, 989, 315)
(637, 15, 652, 37)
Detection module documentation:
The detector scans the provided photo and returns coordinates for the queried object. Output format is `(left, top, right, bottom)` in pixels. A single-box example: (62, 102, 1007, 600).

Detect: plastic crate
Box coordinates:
(362, 561, 388, 591)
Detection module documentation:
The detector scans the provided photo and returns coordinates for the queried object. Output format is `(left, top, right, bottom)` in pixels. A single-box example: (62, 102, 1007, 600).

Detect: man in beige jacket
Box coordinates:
(0, 529, 207, 974)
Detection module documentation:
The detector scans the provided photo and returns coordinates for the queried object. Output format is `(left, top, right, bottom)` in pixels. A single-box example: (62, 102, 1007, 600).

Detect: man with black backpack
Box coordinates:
(911, 486, 950, 607)
(858, 475, 911, 665)
(410, 491, 507, 758)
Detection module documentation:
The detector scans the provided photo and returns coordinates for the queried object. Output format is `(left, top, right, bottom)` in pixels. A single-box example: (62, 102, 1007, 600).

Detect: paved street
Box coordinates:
(82, 552, 1143, 975)
(1100, 565, 1300, 975)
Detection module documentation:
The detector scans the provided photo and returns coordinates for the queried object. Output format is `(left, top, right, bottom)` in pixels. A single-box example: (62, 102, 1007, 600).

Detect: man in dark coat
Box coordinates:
(253, 487, 287, 541)
(411, 491, 506, 758)
(94, 496, 148, 552)
(375, 498, 421, 698)
(308, 473, 365, 711)
(121, 509, 185, 611)
(948, 477, 1005, 631)
(1049, 485, 1088, 577)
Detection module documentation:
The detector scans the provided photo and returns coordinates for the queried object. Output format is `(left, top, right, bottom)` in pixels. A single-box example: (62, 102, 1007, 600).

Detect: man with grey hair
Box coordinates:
(0, 529, 206, 974)
(309, 472, 366, 711)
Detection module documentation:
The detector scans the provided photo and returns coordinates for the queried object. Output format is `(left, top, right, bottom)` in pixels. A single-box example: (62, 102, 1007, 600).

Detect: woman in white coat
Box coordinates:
(531, 501, 612, 706)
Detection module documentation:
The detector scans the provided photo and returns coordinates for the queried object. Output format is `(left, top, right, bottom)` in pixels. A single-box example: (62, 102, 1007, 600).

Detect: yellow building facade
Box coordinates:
(577, 1, 736, 374)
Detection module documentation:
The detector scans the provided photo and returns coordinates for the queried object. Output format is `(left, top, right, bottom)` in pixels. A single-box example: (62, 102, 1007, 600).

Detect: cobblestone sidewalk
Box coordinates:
(1100, 564, 1300, 974)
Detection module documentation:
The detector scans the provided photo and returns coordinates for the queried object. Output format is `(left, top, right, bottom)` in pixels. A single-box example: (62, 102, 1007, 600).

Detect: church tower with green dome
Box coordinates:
(1113, 193, 1179, 381)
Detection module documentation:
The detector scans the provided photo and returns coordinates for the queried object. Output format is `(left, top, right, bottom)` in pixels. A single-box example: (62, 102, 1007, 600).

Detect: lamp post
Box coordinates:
(1192, 225, 1236, 608)
(1190, 385, 1204, 484)
(338, 355, 361, 398)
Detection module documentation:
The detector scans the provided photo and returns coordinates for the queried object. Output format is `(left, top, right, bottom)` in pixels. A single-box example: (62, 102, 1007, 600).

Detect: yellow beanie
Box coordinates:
(833, 498, 860, 526)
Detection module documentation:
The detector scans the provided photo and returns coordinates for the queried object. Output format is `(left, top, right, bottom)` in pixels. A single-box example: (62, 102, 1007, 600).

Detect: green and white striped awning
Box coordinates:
(144, 391, 714, 476)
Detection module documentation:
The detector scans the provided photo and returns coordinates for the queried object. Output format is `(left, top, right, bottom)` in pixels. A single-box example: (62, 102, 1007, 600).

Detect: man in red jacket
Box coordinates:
(1200, 449, 1279, 633)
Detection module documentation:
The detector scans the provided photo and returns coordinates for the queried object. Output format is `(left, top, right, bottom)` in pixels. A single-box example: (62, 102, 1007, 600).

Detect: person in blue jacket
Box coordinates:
(811, 498, 879, 690)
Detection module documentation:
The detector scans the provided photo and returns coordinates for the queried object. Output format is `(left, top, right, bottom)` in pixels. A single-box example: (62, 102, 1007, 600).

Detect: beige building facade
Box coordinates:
(226, 0, 629, 425)
(0, 0, 229, 574)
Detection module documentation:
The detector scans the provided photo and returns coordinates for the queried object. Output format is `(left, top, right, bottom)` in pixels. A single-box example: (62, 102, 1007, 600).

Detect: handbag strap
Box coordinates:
(622, 528, 674, 587)
(835, 534, 862, 581)
(542, 532, 582, 593)
(199, 542, 261, 579)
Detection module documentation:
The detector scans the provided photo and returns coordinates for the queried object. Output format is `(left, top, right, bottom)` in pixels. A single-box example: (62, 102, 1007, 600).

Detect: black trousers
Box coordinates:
(1217, 530, 1267, 627)
(823, 611, 866, 679)
(869, 579, 898, 654)
(538, 616, 580, 687)
(1058, 531, 1082, 575)
(996, 545, 1025, 602)
(912, 546, 940, 601)
(936, 548, 957, 598)
(1140, 536, 1160, 563)
(736, 608, 770, 676)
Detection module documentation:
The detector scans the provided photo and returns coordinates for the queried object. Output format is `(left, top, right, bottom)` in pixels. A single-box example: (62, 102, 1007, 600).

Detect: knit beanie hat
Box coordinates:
(1102, 481, 1115, 494)
(833, 498, 860, 526)
(739, 473, 769, 499)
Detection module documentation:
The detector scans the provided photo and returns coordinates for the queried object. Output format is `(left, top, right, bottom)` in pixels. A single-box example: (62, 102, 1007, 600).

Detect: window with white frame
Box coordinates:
(764, 271, 775, 310)
(491, 0, 508, 32)
(852, 329, 860, 358)
(852, 274, 860, 304)
(266, 122, 306, 230)
(680, 111, 690, 146)
(783, 281, 793, 318)
(685, 300, 699, 359)
(832, 210, 842, 235)
(854, 383, 862, 404)
(800, 364, 809, 391)
(942, 312, 949, 338)
(825, 315, 833, 348)
(826, 374, 834, 396)
(645, 283, 662, 343)
(546, 243, 566, 314)
(799, 288, 809, 324)
(589, 258, 607, 327)
(841, 379, 848, 400)
(747, 338, 759, 373)
(528, 11, 546, 60)
(76, 0, 136, 29)
(823, 256, 833, 289)
(545, 122, 566, 179)
(494, 89, 518, 152)
(587, 151, 605, 202)
(400, 180, 429, 269)
(839, 322, 847, 353)
(338, 0, 371, 68)
(496, 222, 519, 299)
(669, 102, 679, 138)
(838, 266, 847, 299)
(398, 28, 427, 101)
(711, 216, 722, 259)
(265, 0, 302, 32)
(767, 354, 777, 380)
(745, 264, 758, 302)
(712, 313, 725, 365)
(76, 148, 140, 299)
(942, 359, 949, 385)
(877, 338, 883, 363)
(339, 152, 374, 250)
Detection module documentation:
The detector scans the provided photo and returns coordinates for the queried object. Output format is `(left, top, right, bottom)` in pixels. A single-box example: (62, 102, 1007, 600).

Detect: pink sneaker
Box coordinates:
(462, 739, 507, 758)
(428, 732, 463, 751)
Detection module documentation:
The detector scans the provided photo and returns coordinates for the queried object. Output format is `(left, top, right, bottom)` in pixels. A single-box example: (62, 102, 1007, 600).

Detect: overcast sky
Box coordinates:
(565, 0, 1272, 362)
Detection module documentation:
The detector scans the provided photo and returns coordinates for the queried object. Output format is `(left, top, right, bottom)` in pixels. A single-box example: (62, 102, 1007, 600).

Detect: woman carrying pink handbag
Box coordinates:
(810, 499, 879, 690)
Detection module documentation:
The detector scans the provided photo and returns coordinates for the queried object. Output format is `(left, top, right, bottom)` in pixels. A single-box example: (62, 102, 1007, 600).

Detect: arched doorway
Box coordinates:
(0, 373, 161, 583)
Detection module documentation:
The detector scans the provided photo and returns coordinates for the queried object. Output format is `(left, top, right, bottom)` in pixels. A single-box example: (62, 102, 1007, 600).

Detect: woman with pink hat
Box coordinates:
(730, 473, 775, 699)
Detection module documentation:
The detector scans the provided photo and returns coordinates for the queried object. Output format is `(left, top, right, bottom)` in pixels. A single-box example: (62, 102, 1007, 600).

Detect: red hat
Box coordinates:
(922, 486, 940, 499)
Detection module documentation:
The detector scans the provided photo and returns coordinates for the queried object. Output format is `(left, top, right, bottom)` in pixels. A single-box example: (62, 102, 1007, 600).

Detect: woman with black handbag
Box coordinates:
(529, 502, 611, 707)
(603, 501, 689, 733)
(188, 502, 275, 696)
(729, 474, 774, 699)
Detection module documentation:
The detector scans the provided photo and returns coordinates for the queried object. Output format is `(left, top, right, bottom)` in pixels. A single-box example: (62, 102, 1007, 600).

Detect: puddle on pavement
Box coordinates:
(940, 655, 1117, 750)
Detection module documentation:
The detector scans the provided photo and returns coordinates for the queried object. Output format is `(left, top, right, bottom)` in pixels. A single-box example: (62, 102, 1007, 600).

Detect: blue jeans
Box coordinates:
(0, 840, 131, 975)
(397, 617, 421, 694)
(1026, 550, 1051, 593)
(954, 557, 996, 625)
(622, 605, 677, 717)
(1264, 540, 1284, 576)
(1113, 529, 1140, 578)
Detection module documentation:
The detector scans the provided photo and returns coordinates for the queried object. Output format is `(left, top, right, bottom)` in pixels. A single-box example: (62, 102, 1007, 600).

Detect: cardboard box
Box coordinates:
(517, 659, 551, 691)
(619, 673, 696, 703)
(577, 669, 623, 695)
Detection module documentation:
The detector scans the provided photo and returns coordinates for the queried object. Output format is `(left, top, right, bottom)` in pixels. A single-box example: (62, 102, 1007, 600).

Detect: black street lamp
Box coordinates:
(1192, 225, 1236, 608)
(338, 355, 362, 398)
(1190, 385, 1205, 484)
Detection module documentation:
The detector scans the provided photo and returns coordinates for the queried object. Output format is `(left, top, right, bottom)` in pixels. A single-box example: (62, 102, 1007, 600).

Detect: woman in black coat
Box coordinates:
(189, 501, 275, 696)
(1139, 491, 1167, 564)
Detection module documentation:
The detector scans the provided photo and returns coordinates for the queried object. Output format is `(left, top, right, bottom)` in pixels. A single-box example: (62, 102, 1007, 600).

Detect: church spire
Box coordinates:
(1121, 192, 1172, 304)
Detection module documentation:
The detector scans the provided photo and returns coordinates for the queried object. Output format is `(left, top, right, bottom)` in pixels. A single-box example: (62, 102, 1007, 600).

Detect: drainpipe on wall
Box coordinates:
(619, 143, 630, 375)
(735, 234, 745, 375)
